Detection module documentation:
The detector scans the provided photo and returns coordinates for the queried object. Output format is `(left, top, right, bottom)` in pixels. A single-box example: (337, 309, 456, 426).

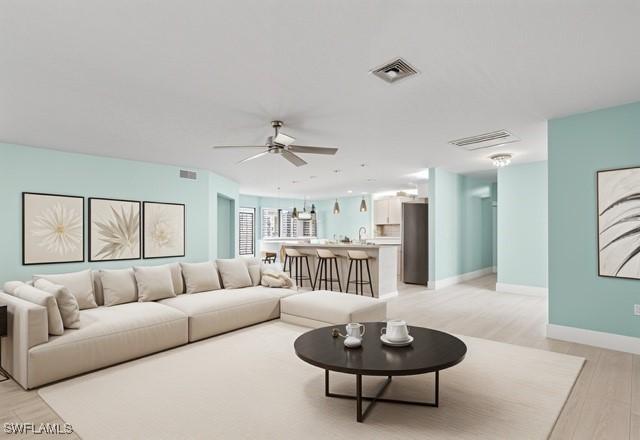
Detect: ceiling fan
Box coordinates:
(212, 120, 338, 167)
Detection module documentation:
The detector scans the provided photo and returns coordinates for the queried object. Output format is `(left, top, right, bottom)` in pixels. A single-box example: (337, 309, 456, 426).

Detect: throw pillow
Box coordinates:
(3, 281, 25, 294)
(33, 269, 97, 310)
(34, 279, 81, 329)
(100, 268, 138, 306)
(241, 257, 262, 287)
(14, 285, 65, 335)
(216, 259, 252, 289)
(133, 266, 176, 302)
(180, 262, 221, 293)
(158, 262, 185, 295)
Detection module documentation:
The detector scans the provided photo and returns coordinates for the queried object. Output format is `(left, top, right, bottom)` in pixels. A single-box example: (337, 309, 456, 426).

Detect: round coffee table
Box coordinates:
(294, 322, 467, 422)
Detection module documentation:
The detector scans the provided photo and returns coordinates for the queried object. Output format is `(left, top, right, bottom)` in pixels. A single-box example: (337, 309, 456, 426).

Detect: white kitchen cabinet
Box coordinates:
(374, 199, 389, 225)
(388, 198, 403, 224)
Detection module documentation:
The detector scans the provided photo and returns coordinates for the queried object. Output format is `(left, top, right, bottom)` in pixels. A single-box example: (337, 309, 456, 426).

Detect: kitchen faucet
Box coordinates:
(358, 226, 367, 243)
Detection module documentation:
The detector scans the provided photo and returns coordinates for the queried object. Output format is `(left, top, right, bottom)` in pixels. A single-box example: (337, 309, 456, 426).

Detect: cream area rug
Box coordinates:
(38, 321, 584, 440)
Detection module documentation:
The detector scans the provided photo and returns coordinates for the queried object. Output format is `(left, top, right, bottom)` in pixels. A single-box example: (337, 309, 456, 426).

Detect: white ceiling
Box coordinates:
(2, 1, 640, 198)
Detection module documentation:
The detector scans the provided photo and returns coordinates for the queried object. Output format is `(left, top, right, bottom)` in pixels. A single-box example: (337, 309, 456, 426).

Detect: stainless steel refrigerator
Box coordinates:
(402, 202, 429, 285)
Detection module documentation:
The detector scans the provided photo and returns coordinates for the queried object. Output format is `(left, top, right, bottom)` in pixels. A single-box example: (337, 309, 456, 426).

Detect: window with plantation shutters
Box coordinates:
(239, 208, 255, 256)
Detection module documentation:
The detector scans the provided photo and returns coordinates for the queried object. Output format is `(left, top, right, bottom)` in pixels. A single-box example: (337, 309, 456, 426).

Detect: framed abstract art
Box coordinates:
(22, 192, 85, 265)
(142, 201, 185, 259)
(89, 197, 141, 262)
(597, 166, 640, 280)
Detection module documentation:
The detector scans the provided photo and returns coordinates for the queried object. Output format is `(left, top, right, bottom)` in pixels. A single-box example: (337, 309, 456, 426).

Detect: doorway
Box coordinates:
(217, 195, 235, 259)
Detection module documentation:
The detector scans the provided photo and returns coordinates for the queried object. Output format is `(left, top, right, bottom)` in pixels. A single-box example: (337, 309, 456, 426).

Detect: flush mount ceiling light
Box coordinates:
(371, 58, 419, 84)
(490, 153, 512, 167)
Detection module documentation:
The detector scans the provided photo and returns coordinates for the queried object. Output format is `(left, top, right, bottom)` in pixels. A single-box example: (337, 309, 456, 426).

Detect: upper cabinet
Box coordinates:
(374, 199, 390, 224)
(374, 197, 407, 225)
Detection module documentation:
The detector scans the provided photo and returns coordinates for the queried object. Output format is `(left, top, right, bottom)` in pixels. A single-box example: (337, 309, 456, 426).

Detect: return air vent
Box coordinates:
(449, 130, 519, 151)
(371, 58, 419, 84)
(179, 169, 197, 180)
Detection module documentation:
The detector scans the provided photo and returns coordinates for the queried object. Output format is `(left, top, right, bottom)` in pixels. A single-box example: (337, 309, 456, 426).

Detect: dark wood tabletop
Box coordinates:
(294, 322, 467, 376)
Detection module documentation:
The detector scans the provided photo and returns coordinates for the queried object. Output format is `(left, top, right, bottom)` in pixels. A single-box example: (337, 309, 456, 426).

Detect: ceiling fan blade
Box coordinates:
(273, 132, 295, 146)
(238, 151, 269, 164)
(212, 145, 266, 149)
(288, 145, 338, 155)
(281, 149, 307, 167)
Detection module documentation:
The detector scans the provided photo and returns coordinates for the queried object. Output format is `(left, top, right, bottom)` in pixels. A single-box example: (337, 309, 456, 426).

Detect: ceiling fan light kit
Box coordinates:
(212, 120, 338, 167)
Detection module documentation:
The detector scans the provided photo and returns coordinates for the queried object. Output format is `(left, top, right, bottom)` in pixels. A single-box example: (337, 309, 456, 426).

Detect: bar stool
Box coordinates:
(283, 248, 314, 289)
(262, 252, 276, 264)
(346, 250, 373, 296)
(313, 249, 342, 292)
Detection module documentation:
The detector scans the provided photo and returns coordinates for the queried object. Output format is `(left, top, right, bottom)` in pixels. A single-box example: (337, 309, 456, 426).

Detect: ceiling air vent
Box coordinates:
(449, 130, 519, 151)
(371, 58, 418, 84)
(179, 169, 197, 180)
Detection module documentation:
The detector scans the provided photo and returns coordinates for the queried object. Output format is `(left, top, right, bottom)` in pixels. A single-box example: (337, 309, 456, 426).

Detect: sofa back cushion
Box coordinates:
(34, 279, 81, 329)
(180, 262, 221, 294)
(240, 257, 261, 287)
(14, 284, 65, 335)
(33, 269, 97, 310)
(133, 266, 176, 302)
(216, 259, 252, 290)
(159, 263, 185, 295)
(100, 269, 138, 306)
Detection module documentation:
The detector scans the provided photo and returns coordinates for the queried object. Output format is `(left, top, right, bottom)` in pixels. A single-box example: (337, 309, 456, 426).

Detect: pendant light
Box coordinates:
(333, 199, 341, 215)
(292, 206, 298, 219)
(359, 196, 368, 212)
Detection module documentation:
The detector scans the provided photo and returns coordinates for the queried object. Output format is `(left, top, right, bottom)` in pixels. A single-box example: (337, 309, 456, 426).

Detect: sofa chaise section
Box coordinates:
(159, 286, 296, 341)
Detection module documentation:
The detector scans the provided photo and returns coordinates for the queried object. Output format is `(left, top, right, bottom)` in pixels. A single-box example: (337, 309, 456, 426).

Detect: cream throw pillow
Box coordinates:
(100, 269, 138, 306)
(133, 266, 176, 302)
(241, 257, 262, 287)
(34, 269, 97, 310)
(180, 262, 221, 293)
(14, 285, 64, 335)
(3, 281, 24, 294)
(158, 263, 185, 295)
(34, 279, 81, 329)
(216, 259, 252, 289)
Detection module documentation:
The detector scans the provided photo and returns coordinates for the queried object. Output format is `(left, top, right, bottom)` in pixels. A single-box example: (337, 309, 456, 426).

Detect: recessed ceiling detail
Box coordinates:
(371, 58, 419, 84)
(449, 130, 520, 151)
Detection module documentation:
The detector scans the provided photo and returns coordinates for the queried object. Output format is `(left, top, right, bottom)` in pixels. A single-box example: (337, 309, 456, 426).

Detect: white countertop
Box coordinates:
(285, 242, 399, 249)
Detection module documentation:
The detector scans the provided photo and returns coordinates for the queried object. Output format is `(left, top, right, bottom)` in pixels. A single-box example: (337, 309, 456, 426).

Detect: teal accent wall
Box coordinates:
(549, 101, 640, 338)
(429, 168, 493, 281)
(497, 161, 548, 288)
(216, 195, 235, 259)
(314, 196, 372, 240)
(0, 143, 239, 283)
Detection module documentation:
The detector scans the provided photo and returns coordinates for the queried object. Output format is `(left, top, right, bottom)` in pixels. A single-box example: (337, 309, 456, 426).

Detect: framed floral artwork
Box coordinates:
(22, 192, 85, 265)
(89, 198, 141, 262)
(597, 166, 640, 280)
(142, 201, 185, 259)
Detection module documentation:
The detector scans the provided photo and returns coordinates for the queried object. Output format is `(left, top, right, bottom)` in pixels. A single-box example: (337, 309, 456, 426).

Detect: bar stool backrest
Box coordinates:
(316, 248, 337, 259)
(347, 250, 369, 260)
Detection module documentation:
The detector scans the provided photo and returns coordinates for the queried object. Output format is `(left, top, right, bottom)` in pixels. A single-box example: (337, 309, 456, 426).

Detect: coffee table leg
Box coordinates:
(324, 370, 439, 422)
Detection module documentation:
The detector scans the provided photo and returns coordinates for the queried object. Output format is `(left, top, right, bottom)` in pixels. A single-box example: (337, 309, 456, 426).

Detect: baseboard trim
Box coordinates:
(547, 324, 640, 355)
(429, 267, 493, 290)
(495, 282, 548, 297)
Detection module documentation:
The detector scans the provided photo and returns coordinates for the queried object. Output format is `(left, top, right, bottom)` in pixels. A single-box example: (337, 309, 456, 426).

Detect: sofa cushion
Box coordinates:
(133, 265, 176, 302)
(280, 290, 387, 327)
(100, 268, 138, 306)
(3, 281, 25, 294)
(241, 257, 262, 286)
(216, 259, 252, 289)
(34, 279, 81, 329)
(34, 269, 97, 310)
(161, 262, 185, 295)
(27, 302, 188, 388)
(180, 262, 221, 293)
(159, 286, 295, 341)
(14, 285, 64, 336)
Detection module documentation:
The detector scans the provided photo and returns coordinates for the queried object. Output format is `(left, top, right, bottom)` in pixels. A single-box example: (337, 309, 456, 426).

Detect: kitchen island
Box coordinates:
(282, 243, 398, 298)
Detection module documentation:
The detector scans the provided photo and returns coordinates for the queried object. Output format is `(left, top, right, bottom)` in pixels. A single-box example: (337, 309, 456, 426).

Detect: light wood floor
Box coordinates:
(1, 275, 637, 439)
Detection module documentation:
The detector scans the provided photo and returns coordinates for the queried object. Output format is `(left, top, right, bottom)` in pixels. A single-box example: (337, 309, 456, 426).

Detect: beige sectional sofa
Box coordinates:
(0, 261, 296, 389)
